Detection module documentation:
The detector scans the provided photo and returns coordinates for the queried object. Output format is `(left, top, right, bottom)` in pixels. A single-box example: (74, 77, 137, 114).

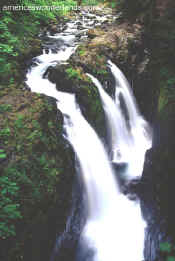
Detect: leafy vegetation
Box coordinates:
(79, 49, 86, 56)
(0, 104, 12, 112)
(0, 91, 75, 260)
(160, 242, 175, 261)
(0, 176, 21, 239)
(0, 149, 7, 159)
(158, 67, 175, 111)
(0, 0, 76, 84)
(0, 1, 79, 257)
(0, 127, 11, 138)
(66, 67, 82, 80)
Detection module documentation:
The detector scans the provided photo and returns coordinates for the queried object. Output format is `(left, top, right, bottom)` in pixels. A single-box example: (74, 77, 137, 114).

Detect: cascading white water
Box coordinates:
(86, 73, 133, 164)
(87, 61, 152, 179)
(27, 59, 146, 261)
(26, 12, 149, 261)
(56, 93, 146, 261)
(108, 60, 152, 178)
(108, 60, 152, 149)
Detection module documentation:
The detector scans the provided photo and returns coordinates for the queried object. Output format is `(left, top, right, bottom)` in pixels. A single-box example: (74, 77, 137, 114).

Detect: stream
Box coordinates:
(26, 8, 152, 261)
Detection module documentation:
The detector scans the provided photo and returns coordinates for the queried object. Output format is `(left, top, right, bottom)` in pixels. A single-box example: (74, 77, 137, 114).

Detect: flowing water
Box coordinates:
(87, 61, 152, 180)
(108, 61, 152, 178)
(55, 92, 146, 261)
(26, 10, 152, 261)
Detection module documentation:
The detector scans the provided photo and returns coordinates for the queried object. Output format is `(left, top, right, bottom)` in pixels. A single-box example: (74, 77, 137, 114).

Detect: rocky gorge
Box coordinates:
(1, 1, 175, 260)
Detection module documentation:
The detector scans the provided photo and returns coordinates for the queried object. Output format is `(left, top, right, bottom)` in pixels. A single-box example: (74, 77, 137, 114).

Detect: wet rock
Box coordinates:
(49, 24, 60, 34)
(75, 21, 83, 26)
(140, 103, 175, 261)
(20, 38, 42, 61)
(48, 64, 77, 93)
(42, 38, 65, 50)
(77, 25, 85, 30)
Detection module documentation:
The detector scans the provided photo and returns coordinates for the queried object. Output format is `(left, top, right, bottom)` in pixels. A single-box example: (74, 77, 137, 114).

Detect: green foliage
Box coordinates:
(160, 242, 172, 253)
(0, 176, 21, 239)
(107, 1, 116, 9)
(160, 242, 175, 261)
(0, 104, 12, 112)
(0, 0, 77, 84)
(82, 0, 100, 6)
(0, 127, 11, 138)
(0, 12, 19, 80)
(0, 98, 67, 245)
(167, 257, 175, 261)
(0, 149, 7, 159)
(158, 87, 168, 112)
(97, 69, 107, 75)
(159, 67, 175, 101)
(79, 49, 86, 56)
(14, 115, 25, 129)
(66, 67, 81, 80)
(110, 2, 117, 9)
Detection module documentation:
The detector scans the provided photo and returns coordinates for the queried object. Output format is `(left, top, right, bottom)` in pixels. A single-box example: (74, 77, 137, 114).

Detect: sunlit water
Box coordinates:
(26, 12, 151, 261)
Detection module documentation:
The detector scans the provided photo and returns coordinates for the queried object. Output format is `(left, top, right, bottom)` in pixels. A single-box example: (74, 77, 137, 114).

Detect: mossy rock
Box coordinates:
(0, 82, 75, 261)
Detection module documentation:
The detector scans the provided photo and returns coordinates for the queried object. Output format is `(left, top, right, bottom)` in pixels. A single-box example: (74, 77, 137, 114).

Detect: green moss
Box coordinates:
(66, 67, 82, 80)
(158, 66, 175, 113)
(97, 69, 108, 75)
(0, 104, 12, 112)
(0, 84, 72, 248)
(158, 88, 168, 113)
(0, 149, 7, 159)
(79, 49, 86, 56)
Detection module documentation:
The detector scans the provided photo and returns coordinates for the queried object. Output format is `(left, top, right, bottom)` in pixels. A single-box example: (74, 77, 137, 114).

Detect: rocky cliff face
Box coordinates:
(140, 102, 175, 261)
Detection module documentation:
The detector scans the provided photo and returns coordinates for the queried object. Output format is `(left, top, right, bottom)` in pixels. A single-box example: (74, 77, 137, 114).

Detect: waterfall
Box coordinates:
(26, 12, 150, 261)
(87, 61, 152, 179)
(26, 57, 146, 261)
(108, 61, 152, 177)
(86, 73, 132, 164)
(56, 92, 146, 261)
